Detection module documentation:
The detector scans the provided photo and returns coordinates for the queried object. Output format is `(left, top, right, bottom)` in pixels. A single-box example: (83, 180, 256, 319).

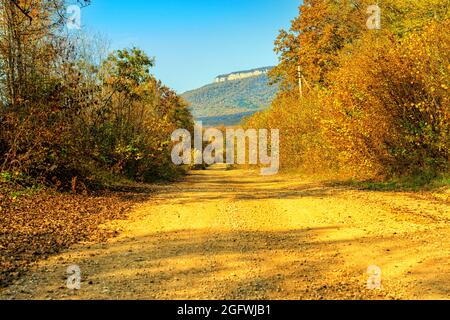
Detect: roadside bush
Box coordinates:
(326, 21, 449, 178)
(247, 0, 449, 181)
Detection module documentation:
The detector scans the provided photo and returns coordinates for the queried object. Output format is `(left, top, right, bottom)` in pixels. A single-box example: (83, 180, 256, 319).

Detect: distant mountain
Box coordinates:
(214, 66, 273, 83)
(182, 67, 277, 126)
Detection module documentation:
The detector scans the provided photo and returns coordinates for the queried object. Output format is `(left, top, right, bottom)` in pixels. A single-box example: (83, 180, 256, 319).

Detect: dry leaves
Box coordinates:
(0, 184, 151, 288)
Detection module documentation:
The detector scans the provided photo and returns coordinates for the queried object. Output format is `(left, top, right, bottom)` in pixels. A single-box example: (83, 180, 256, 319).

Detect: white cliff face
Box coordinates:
(214, 67, 272, 83)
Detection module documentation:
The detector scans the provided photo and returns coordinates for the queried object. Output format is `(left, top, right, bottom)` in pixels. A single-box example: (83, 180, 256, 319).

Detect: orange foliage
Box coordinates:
(249, 1, 449, 179)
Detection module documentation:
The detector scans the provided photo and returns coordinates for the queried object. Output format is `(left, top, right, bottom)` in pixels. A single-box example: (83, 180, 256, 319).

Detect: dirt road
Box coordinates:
(1, 166, 449, 300)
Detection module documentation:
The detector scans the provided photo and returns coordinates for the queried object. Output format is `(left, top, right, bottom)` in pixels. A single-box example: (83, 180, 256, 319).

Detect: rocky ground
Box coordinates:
(1, 166, 449, 300)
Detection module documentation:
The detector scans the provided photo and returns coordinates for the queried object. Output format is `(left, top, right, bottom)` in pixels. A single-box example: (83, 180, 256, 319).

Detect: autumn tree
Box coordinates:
(248, 0, 449, 179)
(271, 0, 449, 90)
(1, 1, 193, 186)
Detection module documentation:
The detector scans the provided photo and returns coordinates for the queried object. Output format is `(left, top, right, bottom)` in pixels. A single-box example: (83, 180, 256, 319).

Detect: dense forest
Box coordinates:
(197, 111, 256, 127)
(246, 0, 449, 183)
(0, 0, 193, 190)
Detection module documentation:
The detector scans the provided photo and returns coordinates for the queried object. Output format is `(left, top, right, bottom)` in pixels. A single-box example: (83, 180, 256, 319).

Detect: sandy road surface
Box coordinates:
(1, 166, 449, 300)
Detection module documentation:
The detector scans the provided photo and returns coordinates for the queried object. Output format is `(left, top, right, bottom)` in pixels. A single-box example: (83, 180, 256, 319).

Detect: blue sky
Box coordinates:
(81, 0, 300, 93)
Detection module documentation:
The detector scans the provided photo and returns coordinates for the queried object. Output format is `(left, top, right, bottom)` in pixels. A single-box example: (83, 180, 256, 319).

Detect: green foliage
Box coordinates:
(343, 172, 450, 192)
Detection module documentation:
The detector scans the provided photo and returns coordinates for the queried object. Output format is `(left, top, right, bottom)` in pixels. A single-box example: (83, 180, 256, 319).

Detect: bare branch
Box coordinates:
(10, 0, 32, 23)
